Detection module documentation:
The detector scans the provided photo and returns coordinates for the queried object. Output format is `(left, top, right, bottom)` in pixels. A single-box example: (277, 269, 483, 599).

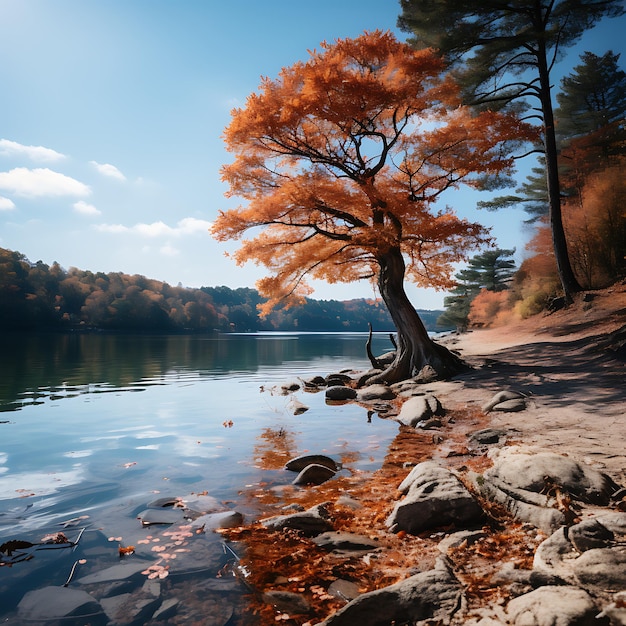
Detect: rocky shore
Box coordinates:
(224, 284, 626, 625)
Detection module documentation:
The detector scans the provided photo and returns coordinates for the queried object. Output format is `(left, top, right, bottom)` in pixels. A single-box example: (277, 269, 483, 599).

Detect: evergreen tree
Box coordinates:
(398, 0, 624, 303)
(438, 248, 516, 330)
(556, 50, 626, 145)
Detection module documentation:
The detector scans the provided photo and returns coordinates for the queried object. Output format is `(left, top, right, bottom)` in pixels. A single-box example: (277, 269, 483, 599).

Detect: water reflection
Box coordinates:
(0, 332, 391, 411)
(0, 331, 398, 624)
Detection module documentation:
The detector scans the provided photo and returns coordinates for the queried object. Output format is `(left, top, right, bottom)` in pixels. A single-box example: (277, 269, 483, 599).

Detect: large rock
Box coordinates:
(473, 472, 567, 534)
(387, 461, 483, 535)
(190, 510, 244, 531)
(317, 559, 463, 626)
(533, 512, 626, 592)
(395, 394, 443, 428)
(505, 586, 607, 626)
(484, 446, 618, 505)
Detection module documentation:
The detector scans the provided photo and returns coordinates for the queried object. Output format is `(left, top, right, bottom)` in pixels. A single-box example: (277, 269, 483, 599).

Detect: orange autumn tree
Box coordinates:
(212, 31, 535, 383)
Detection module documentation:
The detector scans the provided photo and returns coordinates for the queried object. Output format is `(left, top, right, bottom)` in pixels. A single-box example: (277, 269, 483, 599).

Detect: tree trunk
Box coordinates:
(537, 40, 582, 303)
(365, 246, 465, 385)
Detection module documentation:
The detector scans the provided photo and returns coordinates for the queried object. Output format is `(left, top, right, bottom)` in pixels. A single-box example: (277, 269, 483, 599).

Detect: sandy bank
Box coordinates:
(433, 283, 626, 482)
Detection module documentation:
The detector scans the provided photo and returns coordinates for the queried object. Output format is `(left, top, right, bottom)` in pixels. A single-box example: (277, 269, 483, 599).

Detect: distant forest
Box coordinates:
(0, 248, 446, 333)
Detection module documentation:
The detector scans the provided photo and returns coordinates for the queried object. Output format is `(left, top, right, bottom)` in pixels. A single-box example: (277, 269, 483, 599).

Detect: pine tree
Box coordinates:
(398, 0, 624, 302)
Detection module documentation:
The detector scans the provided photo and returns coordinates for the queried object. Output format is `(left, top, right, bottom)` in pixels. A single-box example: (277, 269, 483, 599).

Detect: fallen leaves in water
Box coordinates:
(220, 405, 535, 624)
(40, 532, 69, 544)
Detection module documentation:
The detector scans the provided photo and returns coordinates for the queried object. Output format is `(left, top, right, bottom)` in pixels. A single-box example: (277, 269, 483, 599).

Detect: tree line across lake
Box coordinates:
(0, 247, 445, 334)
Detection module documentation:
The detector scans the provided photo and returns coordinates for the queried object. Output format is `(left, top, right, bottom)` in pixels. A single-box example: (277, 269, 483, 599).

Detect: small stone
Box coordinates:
(325, 386, 357, 401)
(468, 428, 507, 445)
(137, 508, 186, 526)
(328, 580, 361, 603)
(482, 390, 525, 413)
(285, 454, 339, 472)
(263, 590, 310, 614)
(356, 384, 396, 401)
(312, 531, 380, 552)
(190, 510, 244, 531)
(292, 463, 336, 485)
(417, 417, 443, 430)
(262, 503, 333, 536)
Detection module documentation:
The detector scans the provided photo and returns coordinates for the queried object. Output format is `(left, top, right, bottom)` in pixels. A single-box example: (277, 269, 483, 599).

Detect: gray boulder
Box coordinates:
(396, 394, 443, 428)
(387, 461, 483, 534)
(473, 473, 567, 534)
(484, 446, 618, 505)
(505, 586, 607, 626)
(533, 512, 626, 592)
(356, 384, 396, 402)
(317, 559, 463, 626)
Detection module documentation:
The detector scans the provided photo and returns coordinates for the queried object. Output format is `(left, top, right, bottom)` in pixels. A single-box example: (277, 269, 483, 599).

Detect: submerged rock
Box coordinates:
(18, 586, 104, 623)
(263, 590, 310, 614)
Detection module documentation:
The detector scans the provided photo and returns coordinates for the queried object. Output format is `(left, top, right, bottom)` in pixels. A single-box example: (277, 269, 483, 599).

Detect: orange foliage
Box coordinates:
(212, 31, 537, 315)
(468, 289, 514, 328)
(562, 164, 626, 287)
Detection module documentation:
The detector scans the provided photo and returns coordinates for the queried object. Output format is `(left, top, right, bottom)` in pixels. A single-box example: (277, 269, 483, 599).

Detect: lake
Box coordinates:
(0, 331, 400, 624)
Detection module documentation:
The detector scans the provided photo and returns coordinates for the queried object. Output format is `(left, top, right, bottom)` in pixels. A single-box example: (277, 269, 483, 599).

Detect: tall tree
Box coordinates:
(212, 31, 535, 383)
(398, 0, 625, 303)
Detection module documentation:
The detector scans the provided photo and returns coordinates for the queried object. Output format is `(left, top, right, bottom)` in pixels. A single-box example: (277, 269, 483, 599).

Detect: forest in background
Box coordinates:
(0, 247, 445, 333)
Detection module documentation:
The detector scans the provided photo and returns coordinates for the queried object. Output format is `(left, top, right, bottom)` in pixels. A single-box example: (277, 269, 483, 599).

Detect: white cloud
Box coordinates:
(0, 167, 90, 198)
(73, 200, 101, 216)
(0, 138, 66, 163)
(0, 196, 15, 211)
(176, 217, 213, 234)
(96, 217, 212, 237)
(89, 160, 126, 181)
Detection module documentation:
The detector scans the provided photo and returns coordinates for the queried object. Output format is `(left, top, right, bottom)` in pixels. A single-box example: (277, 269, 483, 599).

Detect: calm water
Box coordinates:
(0, 332, 398, 624)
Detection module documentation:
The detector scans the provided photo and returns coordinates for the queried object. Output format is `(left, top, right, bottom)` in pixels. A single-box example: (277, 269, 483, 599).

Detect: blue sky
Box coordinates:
(0, 1, 624, 309)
